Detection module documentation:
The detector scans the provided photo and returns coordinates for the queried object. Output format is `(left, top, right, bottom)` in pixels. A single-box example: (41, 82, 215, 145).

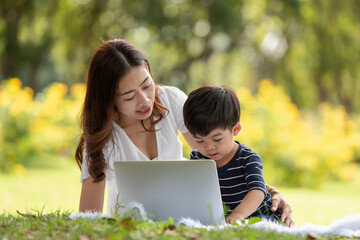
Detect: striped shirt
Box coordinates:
(191, 142, 274, 218)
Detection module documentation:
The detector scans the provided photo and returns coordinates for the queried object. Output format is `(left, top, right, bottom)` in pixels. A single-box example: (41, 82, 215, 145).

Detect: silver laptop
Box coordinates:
(114, 160, 225, 225)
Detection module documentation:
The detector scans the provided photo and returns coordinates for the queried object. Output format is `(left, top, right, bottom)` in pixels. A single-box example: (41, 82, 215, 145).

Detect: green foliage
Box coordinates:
(0, 78, 34, 172)
(248, 217, 262, 225)
(0, 211, 310, 240)
(1, 77, 360, 189)
(0, 78, 85, 173)
(233, 79, 360, 188)
(183, 79, 360, 188)
(1, 0, 360, 112)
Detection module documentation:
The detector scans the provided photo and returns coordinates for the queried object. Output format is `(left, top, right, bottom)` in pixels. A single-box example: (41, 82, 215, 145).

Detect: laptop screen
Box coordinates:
(114, 160, 225, 225)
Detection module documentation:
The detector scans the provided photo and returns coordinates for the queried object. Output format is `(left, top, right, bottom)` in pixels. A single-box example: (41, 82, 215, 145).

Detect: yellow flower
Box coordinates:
(48, 83, 68, 102)
(8, 77, 22, 93)
(338, 163, 357, 181)
(70, 83, 86, 99)
(15, 164, 27, 177)
(295, 153, 319, 171)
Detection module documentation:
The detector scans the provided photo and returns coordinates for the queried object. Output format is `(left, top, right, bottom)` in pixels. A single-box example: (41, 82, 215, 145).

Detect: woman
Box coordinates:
(75, 39, 294, 227)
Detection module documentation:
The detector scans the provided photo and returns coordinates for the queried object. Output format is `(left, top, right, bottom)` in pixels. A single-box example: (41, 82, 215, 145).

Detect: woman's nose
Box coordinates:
(138, 91, 150, 105)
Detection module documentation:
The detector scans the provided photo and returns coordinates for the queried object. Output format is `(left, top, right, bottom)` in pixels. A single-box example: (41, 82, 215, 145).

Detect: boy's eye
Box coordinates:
(195, 140, 204, 144)
(214, 138, 223, 142)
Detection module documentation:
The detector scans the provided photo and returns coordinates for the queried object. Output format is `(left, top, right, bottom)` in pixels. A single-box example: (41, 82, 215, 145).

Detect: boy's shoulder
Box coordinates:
(237, 142, 254, 152)
(190, 150, 209, 160)
(236, 142, 260, 159)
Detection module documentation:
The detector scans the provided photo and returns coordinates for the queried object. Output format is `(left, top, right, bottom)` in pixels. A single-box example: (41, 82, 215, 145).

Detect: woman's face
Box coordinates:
(115, 65, 155, 125)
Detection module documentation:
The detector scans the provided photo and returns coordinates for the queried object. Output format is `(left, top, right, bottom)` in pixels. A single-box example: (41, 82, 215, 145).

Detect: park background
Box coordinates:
(1, 0, 360, 226)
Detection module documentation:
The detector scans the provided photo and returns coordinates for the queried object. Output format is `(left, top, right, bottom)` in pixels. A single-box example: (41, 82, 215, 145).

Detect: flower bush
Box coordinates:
(1, 78, 359, 188)
(0, 78, 85, 173)
(233, 79, 360, 188)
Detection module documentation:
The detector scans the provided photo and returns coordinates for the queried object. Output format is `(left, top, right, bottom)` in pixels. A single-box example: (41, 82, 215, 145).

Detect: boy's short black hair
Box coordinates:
(183, 85, 241, 137)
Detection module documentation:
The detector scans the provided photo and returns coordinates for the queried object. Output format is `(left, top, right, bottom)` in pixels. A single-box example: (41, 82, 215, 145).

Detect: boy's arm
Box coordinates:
(225, 150, 266, 223)
(225, 189, 265, 223)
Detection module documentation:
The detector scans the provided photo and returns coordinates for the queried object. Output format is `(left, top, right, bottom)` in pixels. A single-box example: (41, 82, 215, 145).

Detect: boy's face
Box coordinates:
(192, 123, 241, 165)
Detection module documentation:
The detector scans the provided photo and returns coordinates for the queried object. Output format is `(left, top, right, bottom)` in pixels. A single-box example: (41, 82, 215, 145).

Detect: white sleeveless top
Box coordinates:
(80, 86, 188, 215)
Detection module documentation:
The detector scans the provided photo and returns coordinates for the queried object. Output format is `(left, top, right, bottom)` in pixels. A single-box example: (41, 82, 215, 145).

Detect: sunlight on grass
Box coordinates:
(0, 154, 109, 215)
(1, 155, 359, 227)
(0, 155, 81, 214)
(278, 179, 360, 226)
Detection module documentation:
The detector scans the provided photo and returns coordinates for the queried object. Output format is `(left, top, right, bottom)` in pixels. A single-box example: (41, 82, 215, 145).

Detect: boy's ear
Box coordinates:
(233, 122, 241, 136)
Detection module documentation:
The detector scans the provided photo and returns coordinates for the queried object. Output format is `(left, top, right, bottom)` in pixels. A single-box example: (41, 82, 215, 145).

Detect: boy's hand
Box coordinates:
(225, 190, 264, 224)
(225, 212, 244, 224)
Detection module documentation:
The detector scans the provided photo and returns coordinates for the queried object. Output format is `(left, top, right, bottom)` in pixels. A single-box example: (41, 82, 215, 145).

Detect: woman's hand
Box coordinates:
(267, 184, 294, 227)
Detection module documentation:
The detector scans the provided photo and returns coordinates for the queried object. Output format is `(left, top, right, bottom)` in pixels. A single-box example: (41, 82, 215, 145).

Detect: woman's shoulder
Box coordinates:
(157, 85, 187, 100)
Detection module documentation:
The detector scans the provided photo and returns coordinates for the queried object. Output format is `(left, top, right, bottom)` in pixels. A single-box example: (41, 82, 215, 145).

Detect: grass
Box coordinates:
(0, 154, 82, 214)
(0, 211, 310, 240)
(1, 154, 360, 239)
(277, 179, 360, 226)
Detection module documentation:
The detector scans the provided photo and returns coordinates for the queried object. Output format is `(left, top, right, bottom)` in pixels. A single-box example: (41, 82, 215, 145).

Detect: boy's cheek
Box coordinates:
(193, 144, 203, 153)
(194, 144, 201, 151)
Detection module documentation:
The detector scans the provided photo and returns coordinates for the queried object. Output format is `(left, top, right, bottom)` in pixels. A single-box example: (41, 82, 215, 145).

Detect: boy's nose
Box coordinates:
(205, 144, 215, 150)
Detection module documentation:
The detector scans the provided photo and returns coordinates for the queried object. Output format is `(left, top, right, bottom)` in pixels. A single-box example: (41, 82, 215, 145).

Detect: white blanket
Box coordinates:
(70, 202, 360, 238)
(178, 214, 360, 238)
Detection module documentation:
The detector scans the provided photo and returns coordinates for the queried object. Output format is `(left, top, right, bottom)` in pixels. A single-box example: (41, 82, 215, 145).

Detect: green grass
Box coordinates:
(0, 154, 82, 214)
(1, 154, 360, 228)
(0, 211, 310, 240)
(277, 179, 360, 226)
(1, 155, 359, 239)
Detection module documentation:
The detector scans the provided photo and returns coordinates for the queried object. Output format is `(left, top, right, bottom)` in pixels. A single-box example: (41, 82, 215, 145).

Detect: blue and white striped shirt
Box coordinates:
(191, 142, 274, 218)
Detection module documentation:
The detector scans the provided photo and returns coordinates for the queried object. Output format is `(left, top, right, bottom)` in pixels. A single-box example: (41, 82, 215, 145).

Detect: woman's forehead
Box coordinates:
(117, 66, 150, 91)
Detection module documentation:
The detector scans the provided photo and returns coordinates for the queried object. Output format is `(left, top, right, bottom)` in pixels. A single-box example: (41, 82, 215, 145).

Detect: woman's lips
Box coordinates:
(137, 107, 151, 116)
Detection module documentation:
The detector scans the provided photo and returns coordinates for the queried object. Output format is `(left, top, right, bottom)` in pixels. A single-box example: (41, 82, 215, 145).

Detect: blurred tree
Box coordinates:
(1, 0, 360, 112)
(275, 0, 360, 112)
(0, 0, 108, 91)
(51, 0, 109, 86)
(0, 0, 58, 91)
(106, 0, 360, 112)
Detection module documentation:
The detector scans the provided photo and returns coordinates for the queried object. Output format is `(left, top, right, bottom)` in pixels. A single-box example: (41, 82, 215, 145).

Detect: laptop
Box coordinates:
(113, 160, 225, 225)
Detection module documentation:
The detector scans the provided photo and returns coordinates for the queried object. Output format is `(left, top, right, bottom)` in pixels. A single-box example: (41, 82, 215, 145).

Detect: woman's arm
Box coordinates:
(181, 131, 197, 150)
(79, 176, 106, 213)
(225, 189, 265, 223)
(266, 184, 294, 227)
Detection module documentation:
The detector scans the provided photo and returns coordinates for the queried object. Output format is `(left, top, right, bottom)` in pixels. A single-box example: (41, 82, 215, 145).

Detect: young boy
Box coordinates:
(183, 85, 281, 223)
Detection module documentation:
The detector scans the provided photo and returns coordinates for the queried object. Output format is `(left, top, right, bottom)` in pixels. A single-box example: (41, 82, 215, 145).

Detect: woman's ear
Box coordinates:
(233, 122, 242, 136)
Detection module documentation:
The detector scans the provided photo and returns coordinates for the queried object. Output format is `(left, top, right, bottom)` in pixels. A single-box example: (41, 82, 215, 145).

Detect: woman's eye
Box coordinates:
(143, 84, 151, 90)
(124, 96, 134, 101)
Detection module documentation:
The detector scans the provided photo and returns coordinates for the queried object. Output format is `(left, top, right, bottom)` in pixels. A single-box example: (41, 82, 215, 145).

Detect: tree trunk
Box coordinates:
(28, 63, 40, 92)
